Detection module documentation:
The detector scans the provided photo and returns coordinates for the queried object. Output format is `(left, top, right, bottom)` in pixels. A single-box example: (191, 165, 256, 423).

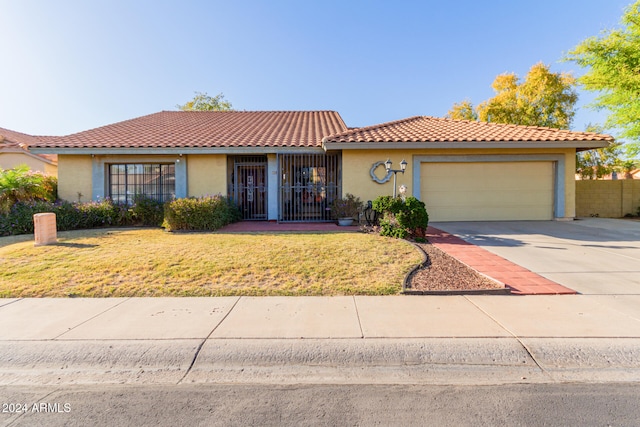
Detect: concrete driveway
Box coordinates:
(432, 218, 640, 295)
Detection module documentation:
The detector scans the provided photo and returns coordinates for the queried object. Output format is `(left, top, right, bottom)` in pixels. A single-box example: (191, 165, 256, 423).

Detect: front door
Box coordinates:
(233, 158, 267, 220)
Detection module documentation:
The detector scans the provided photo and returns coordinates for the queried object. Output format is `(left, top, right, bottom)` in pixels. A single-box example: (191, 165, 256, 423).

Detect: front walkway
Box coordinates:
(217, 221, 573, 295)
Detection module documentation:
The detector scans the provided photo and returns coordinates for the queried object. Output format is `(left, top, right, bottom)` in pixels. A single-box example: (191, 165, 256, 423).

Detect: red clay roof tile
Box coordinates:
(31, 111, 348, 149)
(0, 127, 58, 163)
(0, 127, 51, 148)
(323, 116, 614, 143)
(26, 113, 614, 151)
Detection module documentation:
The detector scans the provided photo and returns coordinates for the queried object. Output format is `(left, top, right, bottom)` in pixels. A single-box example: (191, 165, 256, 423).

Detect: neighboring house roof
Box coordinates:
(579, 169, 640, 180)
(0, 127, 58, 165)
(322, 116, 613, 150)
(0, 127, 47, 147)
(31, 111, 348, 151)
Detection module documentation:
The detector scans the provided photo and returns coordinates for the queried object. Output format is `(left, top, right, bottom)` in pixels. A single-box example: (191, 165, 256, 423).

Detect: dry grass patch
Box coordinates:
(0, 228, 421, 297)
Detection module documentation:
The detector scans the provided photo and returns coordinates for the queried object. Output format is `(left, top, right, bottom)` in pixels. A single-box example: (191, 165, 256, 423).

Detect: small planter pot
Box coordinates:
(337, 218, 354, 226)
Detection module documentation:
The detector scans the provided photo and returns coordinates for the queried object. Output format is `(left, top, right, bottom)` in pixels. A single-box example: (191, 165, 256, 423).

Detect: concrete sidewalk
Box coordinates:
(2, 295, 640, 385)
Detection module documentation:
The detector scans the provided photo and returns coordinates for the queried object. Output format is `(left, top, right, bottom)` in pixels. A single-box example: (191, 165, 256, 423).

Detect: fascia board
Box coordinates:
(322, 141, 611, 150)
(30, 146, 326, 155)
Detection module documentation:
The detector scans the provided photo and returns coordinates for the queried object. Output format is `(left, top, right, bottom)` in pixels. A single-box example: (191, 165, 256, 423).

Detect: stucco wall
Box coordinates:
(187, 154, 228, 197)
(0, 153, 57, 175)
(57, 154, 228, 202)
(576, 180, 640, 217)
(57, 155, 93, 202)
(341, 148, 577, 217)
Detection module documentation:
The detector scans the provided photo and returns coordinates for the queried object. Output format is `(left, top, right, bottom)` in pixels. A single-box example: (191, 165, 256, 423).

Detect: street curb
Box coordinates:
(3, 338, 640, 385)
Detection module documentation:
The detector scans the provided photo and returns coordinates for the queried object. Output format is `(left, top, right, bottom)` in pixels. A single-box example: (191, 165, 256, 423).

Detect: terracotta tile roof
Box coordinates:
(0, 127, 48, 148)
(323, 116, 614, 143)
(0, 127, 58, 163)
(32, 111, 348, 149)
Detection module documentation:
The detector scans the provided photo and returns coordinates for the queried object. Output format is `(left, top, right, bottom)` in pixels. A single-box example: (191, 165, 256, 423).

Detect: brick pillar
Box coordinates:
(622, 180, 634, 216)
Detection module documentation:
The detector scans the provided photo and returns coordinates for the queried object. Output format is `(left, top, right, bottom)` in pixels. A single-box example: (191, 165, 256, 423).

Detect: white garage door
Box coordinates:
(420, 162, 554, 221)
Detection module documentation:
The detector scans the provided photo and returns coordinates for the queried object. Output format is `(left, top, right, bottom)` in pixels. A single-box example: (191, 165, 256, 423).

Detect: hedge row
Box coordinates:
(0, 196, 241, 237)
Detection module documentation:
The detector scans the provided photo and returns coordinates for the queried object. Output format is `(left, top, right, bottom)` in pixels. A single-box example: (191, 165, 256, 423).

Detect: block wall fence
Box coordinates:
(575, 180, 640, 218)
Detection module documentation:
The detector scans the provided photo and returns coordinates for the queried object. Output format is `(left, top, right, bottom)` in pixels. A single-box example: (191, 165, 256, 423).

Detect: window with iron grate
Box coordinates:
(108, 163, 175, 204)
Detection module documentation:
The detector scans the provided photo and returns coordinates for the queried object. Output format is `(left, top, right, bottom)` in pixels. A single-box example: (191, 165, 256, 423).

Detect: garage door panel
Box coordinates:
(420, 162, 553, 221)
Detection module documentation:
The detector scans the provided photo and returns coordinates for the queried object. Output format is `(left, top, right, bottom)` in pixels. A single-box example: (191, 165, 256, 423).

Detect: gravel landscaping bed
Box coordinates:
(406, 242, 506, 292)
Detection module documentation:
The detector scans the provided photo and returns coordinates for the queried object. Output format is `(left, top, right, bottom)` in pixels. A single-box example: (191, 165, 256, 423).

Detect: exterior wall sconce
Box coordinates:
(384, 159, 407, 198)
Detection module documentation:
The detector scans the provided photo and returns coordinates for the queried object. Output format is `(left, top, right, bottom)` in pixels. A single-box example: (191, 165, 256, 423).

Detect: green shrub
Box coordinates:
(53, 201, 83, 230)
(371, 195, 397, 214)
(131, 195, 165, 226)
(75, 199, 125, 229)
(395, 196, 429, 237)
(0, 165, 57, 213)
(0, 199, 131, 236)
(0, 200, 52, 235)
(0, 195, 240, 236)
(163, 195, 241, 232)
(372, 195, 429, 239)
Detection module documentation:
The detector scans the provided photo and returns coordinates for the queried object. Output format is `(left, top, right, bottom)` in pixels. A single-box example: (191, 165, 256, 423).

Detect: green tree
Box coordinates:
(576, 124, 624, 179)
(446, 99, 478, 121)
(565, 1, 640, 145)
(177, 91, 233, 111)
(619, 158, 639, 179)
(0, 165, 57, 213)
(576, 144, 624, 179)
(447, 63, 578, 129)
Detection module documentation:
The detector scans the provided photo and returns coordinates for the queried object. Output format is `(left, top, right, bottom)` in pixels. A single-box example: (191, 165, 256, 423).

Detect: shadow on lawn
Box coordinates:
(52, 242, 98, 249)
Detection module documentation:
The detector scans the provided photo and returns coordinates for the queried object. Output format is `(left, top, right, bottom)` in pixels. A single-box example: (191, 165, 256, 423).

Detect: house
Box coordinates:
(576, 169, 640, 180)
(0, 127, 58, 175)
(30, 110, 613, 222)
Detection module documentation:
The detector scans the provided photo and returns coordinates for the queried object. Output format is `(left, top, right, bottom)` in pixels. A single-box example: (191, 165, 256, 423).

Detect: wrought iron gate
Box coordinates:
(278, 153, 341, 222)
(229, 156, 267, 220)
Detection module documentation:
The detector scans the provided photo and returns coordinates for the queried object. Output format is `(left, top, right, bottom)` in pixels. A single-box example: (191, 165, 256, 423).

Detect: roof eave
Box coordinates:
(0, 146, 58, 165)
(321, 140, 612, 150)
(30, 146, 327, 155)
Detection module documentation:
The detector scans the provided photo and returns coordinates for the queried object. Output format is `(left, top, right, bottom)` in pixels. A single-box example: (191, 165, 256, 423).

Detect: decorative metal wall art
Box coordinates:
(370, 161, 393, 184)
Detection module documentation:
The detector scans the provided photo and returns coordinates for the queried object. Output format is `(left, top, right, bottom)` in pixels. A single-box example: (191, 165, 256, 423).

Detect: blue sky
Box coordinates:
(0, 0, 632, 136)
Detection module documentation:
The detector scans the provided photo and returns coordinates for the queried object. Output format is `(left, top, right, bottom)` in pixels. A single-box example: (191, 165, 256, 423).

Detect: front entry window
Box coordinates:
(109, 163, 175, 204)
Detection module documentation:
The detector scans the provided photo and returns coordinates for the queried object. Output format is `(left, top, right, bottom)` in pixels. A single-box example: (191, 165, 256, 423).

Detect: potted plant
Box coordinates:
(330, 193, 363, 226)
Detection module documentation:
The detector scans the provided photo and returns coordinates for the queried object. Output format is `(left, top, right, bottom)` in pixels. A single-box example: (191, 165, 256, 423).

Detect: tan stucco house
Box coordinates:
(29, 110, 613, 222)
(0, 127, 58, 175)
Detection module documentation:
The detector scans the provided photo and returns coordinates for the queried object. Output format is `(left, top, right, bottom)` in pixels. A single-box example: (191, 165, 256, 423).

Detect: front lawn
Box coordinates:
(0, 228, 421, 297)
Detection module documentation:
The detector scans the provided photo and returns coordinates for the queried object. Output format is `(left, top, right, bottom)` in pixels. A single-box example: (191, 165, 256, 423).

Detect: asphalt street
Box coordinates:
(2, 383, 640, 426)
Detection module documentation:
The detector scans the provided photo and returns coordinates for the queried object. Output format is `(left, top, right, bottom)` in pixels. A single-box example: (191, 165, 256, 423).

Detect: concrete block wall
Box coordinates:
(576, 180, 640, 218)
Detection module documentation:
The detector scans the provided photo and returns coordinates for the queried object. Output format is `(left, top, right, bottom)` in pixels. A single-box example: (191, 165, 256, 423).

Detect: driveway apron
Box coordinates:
(431, 219, 640, 295)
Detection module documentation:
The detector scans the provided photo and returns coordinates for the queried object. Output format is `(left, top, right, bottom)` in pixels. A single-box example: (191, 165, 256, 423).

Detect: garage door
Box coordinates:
(420, 162, 554, 221)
